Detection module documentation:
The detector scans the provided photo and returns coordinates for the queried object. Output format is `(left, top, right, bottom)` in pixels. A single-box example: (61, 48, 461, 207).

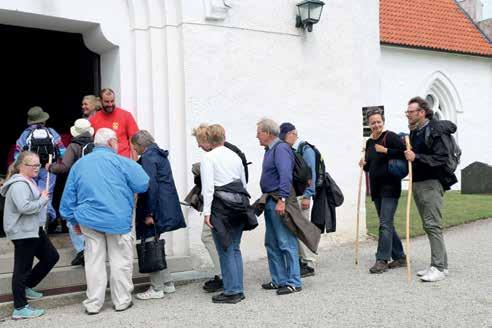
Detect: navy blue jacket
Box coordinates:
(136, 144, 186, 240)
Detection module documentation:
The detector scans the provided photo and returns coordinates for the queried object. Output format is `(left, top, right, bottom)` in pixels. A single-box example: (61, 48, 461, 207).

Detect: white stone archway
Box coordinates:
(419, 71, 463, 125)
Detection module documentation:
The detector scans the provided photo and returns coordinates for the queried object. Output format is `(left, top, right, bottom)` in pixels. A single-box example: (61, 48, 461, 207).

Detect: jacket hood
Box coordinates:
(430, 119, 457, 135)
(146, 143, 169, 158)
(0, 174, 34, 197)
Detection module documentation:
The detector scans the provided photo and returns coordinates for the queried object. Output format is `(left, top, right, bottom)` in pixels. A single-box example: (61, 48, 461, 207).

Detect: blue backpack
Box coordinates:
(382, 132, 408, 179)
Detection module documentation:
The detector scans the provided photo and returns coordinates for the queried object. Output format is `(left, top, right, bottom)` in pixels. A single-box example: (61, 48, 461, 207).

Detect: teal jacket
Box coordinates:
(60, 146, 149, 234)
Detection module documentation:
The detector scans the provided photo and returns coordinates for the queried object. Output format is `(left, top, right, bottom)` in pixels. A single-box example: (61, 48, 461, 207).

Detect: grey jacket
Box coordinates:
(1, 174, 48, 240)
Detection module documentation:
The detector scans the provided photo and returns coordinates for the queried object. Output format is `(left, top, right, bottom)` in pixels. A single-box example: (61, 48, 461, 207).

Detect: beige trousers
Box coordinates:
(81, 226, 134, 312)
(201, 224, 221, 276)
(297, 198, 318, 266)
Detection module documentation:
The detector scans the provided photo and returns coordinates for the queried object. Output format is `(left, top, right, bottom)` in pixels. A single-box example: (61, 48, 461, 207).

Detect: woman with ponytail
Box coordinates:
(1, 151, 59, 320)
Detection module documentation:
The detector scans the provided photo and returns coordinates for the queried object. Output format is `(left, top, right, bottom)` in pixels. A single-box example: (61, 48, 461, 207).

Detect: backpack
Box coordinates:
(381, 132, 408, 179)
(274, 142, 311, 196)
(23, 127, 58, 165)
(224, 142, 251, 183)
(81, 142, 95, 157)
(298, 141, 326, 188)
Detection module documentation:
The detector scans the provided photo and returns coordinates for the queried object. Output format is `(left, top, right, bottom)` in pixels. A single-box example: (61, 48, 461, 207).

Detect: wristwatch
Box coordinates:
(280, 197, 286, 202)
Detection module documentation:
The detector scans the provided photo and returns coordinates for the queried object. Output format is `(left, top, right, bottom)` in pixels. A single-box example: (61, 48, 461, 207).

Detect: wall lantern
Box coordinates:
(295, 0, 325, 32)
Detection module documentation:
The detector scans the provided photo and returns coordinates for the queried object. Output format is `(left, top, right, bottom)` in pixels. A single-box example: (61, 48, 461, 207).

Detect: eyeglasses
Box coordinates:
(23, 163, 41, 168)
(404, 109, 421, 115)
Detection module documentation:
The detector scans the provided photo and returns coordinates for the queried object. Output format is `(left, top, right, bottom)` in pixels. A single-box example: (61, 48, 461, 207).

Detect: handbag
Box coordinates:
(381, 132, 408, 179)
(136, 226, 167, 273)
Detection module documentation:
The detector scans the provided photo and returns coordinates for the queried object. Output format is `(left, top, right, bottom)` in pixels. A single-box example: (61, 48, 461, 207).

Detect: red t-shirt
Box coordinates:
(90, 107, 139, 158)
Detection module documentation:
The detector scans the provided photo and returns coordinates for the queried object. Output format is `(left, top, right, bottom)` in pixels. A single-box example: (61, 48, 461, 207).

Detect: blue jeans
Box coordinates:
(264, 198, 301, 288)
(34, 168, 57, 221)
(67, 221, 85, 253)
(373, 197, 405, 261)
(211, 223, 244, 295)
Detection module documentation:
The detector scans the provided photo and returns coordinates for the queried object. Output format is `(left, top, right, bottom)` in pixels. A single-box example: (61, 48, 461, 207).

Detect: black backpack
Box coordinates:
(274, 142, 311, 196)
(298, 141, 326, 188)
(224, 142, 251, 183)
(24, 126, 58, 165)
(81, 142, 95, 157)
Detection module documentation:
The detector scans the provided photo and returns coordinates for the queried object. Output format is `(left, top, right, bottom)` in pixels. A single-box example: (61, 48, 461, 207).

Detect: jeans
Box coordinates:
(12, 228, 60, 309)
(211, 223, 244, 295)
(413, 179, 448, 271)
(67, 221, 84, 253)
(34, 168, 57, 221)
(264, 198, 301, 288)
(373, 197, 405, 261)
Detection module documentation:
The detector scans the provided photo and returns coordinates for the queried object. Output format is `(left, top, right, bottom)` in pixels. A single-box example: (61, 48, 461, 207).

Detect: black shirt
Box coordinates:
(410, 123, 441, 182)
(364, 131, 406, 200)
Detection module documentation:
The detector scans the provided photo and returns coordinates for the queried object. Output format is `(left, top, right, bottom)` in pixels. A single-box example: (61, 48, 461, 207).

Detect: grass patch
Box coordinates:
(366, 191, 492, 238)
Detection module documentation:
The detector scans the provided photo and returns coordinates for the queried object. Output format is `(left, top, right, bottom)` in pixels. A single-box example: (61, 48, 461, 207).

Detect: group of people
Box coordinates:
(1, 93, 458, 319)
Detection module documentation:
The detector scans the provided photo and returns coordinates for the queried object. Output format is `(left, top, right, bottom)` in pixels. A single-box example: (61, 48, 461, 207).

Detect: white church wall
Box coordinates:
(0, 0, 383, 271)
(381, 46, 492, 187)
(180, 0, 382, 264)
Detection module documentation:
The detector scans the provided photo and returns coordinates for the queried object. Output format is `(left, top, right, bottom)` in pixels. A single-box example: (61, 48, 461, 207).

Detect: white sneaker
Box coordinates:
(163, 282, 176, 294)
(135, 287, 164, 300)
(417, 267, 449, 277)
(420, 266, 446, 282)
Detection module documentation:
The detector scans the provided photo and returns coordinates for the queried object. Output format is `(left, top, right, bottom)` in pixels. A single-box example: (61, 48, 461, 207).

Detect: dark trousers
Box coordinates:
(12, 228, 59, 309)
(373, 197, 405, 261)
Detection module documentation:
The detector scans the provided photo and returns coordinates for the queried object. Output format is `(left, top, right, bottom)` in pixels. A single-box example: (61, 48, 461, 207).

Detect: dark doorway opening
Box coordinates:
(0, 24, 100, 236)
(0, 23, 100, 173)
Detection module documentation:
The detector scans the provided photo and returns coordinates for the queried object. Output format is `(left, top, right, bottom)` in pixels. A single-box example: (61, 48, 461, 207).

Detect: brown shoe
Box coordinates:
(388, 256, 407, 269)
(369, 260, 388, 274)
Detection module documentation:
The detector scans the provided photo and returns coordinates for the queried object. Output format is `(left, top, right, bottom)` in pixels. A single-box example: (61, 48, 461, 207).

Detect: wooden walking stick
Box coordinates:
(45, 154, 53, 193)
(404, 136, 413, 283)
(355, 145, 365, 267)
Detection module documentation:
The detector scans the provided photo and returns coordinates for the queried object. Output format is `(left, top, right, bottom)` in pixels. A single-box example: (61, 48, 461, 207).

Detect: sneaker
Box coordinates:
(71, 251, 85, 266)
(135, 287, 164, 300)
(212, 293, 243, 304)
(276, 285, 302, 295)
(300, 262, 315, 278)
(417, 267, 449, 277)
(163, 282, 176, 294)
(420, 266, 446, 282)
(25, 288, 43, 300)
(12, 305, 45, 320)
(114, 301, 134, 312)
(261, 282, 280, 290)
(369, 260, 388, 274)
(203, 275, 223, 293)
(388, 256, 407, 269)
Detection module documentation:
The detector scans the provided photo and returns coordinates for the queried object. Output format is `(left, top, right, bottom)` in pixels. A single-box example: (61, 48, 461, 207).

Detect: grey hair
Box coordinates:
(131, 130, 155, 148)
(94, 128, 117, 146)
(83, 95, 102, 110)
(257, 118, 279, 136)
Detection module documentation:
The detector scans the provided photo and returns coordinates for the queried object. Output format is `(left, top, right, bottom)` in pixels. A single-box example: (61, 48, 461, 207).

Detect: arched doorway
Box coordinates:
(0, 23, 100, 172)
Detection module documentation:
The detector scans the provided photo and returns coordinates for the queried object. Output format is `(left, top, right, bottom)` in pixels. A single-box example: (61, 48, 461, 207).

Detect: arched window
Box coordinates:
(425, 94, 444, 120)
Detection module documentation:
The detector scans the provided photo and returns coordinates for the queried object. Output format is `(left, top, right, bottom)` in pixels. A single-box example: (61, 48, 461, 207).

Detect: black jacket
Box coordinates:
(210, 180, 257, 250)
(410, 120, 458, 190)
(363, 131, 406, 200)
(311, 172, 344, 233)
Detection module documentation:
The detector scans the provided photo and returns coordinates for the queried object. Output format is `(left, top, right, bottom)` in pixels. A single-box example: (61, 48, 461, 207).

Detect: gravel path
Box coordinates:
(3, 219, 491, 328)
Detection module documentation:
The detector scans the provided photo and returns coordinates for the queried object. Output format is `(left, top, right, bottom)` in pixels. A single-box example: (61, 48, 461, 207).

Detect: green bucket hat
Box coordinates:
(27, 106, 50, 125)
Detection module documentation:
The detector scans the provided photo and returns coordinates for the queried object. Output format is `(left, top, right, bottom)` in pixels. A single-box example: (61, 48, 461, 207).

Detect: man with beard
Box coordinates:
(90, 88, 139, 159)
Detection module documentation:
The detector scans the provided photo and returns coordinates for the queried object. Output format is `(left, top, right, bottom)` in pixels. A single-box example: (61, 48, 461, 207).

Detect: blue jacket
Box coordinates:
(136, 144, 187, 240)
(260, 139, 294, 198)
(60, 146, 149, 234)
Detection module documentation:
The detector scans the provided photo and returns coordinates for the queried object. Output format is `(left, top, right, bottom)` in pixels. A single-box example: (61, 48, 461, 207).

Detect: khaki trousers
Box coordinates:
(81, 226, 134, 312)
(297, 198, 318, 266)
(201, 224, 221, 276)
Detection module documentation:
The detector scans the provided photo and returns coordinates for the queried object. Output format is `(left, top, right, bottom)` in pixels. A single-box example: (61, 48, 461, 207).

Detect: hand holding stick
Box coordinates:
(404, 136, 413, 283)
(45, 154, 53, 193)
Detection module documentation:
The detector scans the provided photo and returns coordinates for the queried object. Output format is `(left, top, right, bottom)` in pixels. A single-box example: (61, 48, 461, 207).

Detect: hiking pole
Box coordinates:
(404, 136, 413, 283)
(355, 145, 365, 267)
(45, 154, 52, 193)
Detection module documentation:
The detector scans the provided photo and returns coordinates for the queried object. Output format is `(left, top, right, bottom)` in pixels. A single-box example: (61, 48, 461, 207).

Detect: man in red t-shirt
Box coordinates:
(90, 88, 139, 159)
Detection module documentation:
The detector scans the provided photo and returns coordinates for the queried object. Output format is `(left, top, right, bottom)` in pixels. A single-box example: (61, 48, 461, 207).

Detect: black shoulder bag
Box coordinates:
(136, 226, 167, 273)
